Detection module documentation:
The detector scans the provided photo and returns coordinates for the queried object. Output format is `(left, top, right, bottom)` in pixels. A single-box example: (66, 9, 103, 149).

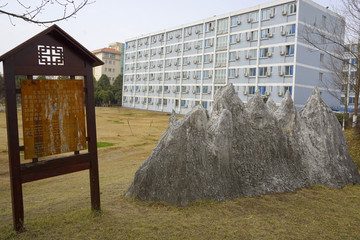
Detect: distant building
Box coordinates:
(122, 0, 344, 114)
(92, 42, 125, 84)
(342, 42, 359, 111)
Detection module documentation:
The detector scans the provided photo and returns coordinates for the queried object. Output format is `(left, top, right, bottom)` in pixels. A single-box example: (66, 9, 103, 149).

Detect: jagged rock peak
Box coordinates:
(266, 97, 277, 112)
(212, 84, 245, 114)
(169, 110, 178, 127)
(125, 84, 360, 206)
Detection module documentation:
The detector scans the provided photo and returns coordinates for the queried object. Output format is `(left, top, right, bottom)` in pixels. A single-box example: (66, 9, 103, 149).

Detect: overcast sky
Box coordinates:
(0, 0, 340, 73)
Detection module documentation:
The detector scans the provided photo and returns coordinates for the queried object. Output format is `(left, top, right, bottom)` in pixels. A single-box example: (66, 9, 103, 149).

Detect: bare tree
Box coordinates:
(301, 0, 359, 128)
(0, 0, 92, 25)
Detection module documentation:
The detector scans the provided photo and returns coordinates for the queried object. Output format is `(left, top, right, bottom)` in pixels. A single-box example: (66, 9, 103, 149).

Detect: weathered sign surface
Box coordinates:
(21, 79, 86, 159)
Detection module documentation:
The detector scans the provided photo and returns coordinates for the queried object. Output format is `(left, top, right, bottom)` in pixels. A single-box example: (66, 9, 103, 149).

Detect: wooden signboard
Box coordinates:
(21, 79, 87, 159)
(0, 25, 103, 231)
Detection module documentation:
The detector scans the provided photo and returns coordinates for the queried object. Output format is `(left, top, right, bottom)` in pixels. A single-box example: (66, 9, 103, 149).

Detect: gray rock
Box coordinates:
(125, 84, 360, 205)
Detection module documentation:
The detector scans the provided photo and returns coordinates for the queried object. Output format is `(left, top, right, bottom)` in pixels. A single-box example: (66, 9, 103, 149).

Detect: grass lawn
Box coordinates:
(0, 107, 360, 240)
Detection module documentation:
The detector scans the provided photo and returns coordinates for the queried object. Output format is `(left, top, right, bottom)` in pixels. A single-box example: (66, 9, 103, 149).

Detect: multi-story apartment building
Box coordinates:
(93, 42, 125, 84)
(342, 42, 359, 110)
(123, 0, 343, 114)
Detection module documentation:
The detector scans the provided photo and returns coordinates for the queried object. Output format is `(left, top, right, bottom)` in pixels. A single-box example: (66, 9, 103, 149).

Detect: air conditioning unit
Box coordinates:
(208, 74, 212, 78)
(282, 10, 287, 15)
(132, 44, 135, 48)
(243, 90, 248, 95)
(166, 76, 171, 80)
(165, 89, 170, 93)
(235, 73, 239, 78)
(236, 38, 241, 43)
(195, 29, 200, 34)
(142, 88, 146, 92)
(157, 76, 161, 80)
(266, 91, 271, 96)
(267, 52, 272, 57)
(174, 62, 178, 66)
(280, 50, 285, 56)
(183, 104, 188, 108)
(187, 46, 191, 50)
(210, 42, 213, 47)
(173, 89, 177, 93)
(150, 76, 155, 80)
(247, 18, 252, 23)
(279, 71, 284, 76)
(281, 30, 286, 36)
(194, 45, 199, 49)
(235, 56, 240, 60)
(237, 20, 241, 25)
(270, 13, 274, 18)
(170, 36, 173, 39)
(188, 31, 192, 36)
(193, 60, 198, 64)
(175, 33, 180, 38)
(278, 91, 283, 96)
(209, 58, 213, 63)
(149, 89, 154, 93)
(245, 55, 249, 59)
(192, 90, 196, 94)
(145, 41, 149, 45)
(246, 36, 251, 41)
(266, 72, 271, 77)
(267, 33, 273, 38)
(244, 72, 249, 77)
(210, 26, 214, 31)
(131, 55, 135, 59)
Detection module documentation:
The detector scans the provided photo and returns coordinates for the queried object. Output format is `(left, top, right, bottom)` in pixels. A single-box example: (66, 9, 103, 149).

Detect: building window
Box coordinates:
(284, 86, 292, 95)
(184, 27, 192, 36)
(249, 11, 259, 22)
(228, 69, 236, 78)
(194, 24, 203, 34)
(204, 39, 213, 48)
(217, 18, 228, 34)
(183, 42, 191, 51)
(231, 15, 240, 27)
(285, 65, 294, 76)
(319, 72, 323, 81)
(247, 49, 257, 59)
(204, 54, 213, 63)
(215, 69, 226, 81)
(230, 34, 237, 44)
(248, 86, 256, 94)
(205, 22, 214, 32)
(259, 67, 268, 77)
(261, 29, 270, 39)
(258, 86, 266, 95)
(259, 48, 269, 58)
(286, 24, 296, 35)
(320, 53, 324, 63)
(286, 45, 295, 56)
(249, 68, 256, 77)
(249, 30, 258, 41)
(215, 53, 227, 67)
(181, 100, 187, 107)
(216, 36, 228, 50)
(183, 57, 190, 65)
(229, 51, 236, 61)
(289, 3, 296, 14)
(195, 71, 201, 79)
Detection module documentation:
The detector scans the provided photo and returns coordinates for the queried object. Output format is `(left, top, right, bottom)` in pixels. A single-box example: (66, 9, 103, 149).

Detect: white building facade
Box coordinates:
(123, 0, 343, 114)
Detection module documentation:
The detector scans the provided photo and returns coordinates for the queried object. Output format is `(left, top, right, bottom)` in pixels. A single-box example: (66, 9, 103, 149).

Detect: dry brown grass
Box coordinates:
(0, 107, 360, 240)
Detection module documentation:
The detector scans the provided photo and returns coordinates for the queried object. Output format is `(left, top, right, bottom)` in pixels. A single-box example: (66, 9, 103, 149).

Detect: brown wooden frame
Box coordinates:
(0, 25, 103, 231)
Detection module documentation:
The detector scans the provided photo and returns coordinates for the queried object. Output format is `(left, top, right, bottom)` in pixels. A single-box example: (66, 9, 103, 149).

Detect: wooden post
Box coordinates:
(4, 62, 24, 231)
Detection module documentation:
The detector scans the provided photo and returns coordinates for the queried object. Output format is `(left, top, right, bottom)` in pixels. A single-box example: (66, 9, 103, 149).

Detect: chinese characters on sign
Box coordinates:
(21, 79, 86, 159)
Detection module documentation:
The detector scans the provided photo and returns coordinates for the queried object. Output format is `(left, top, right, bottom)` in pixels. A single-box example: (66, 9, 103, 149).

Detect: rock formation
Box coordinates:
(125, 84, 360, 206)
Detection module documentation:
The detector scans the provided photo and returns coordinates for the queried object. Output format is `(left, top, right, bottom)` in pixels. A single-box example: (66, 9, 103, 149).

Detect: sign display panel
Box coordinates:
(21, 79, 86, 159)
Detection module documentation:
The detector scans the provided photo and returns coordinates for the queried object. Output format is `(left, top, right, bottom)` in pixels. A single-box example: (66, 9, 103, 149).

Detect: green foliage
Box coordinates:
(97, 74, 111, 90)
(97, 142, 115, 148)
(94, 74, 123, 106)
